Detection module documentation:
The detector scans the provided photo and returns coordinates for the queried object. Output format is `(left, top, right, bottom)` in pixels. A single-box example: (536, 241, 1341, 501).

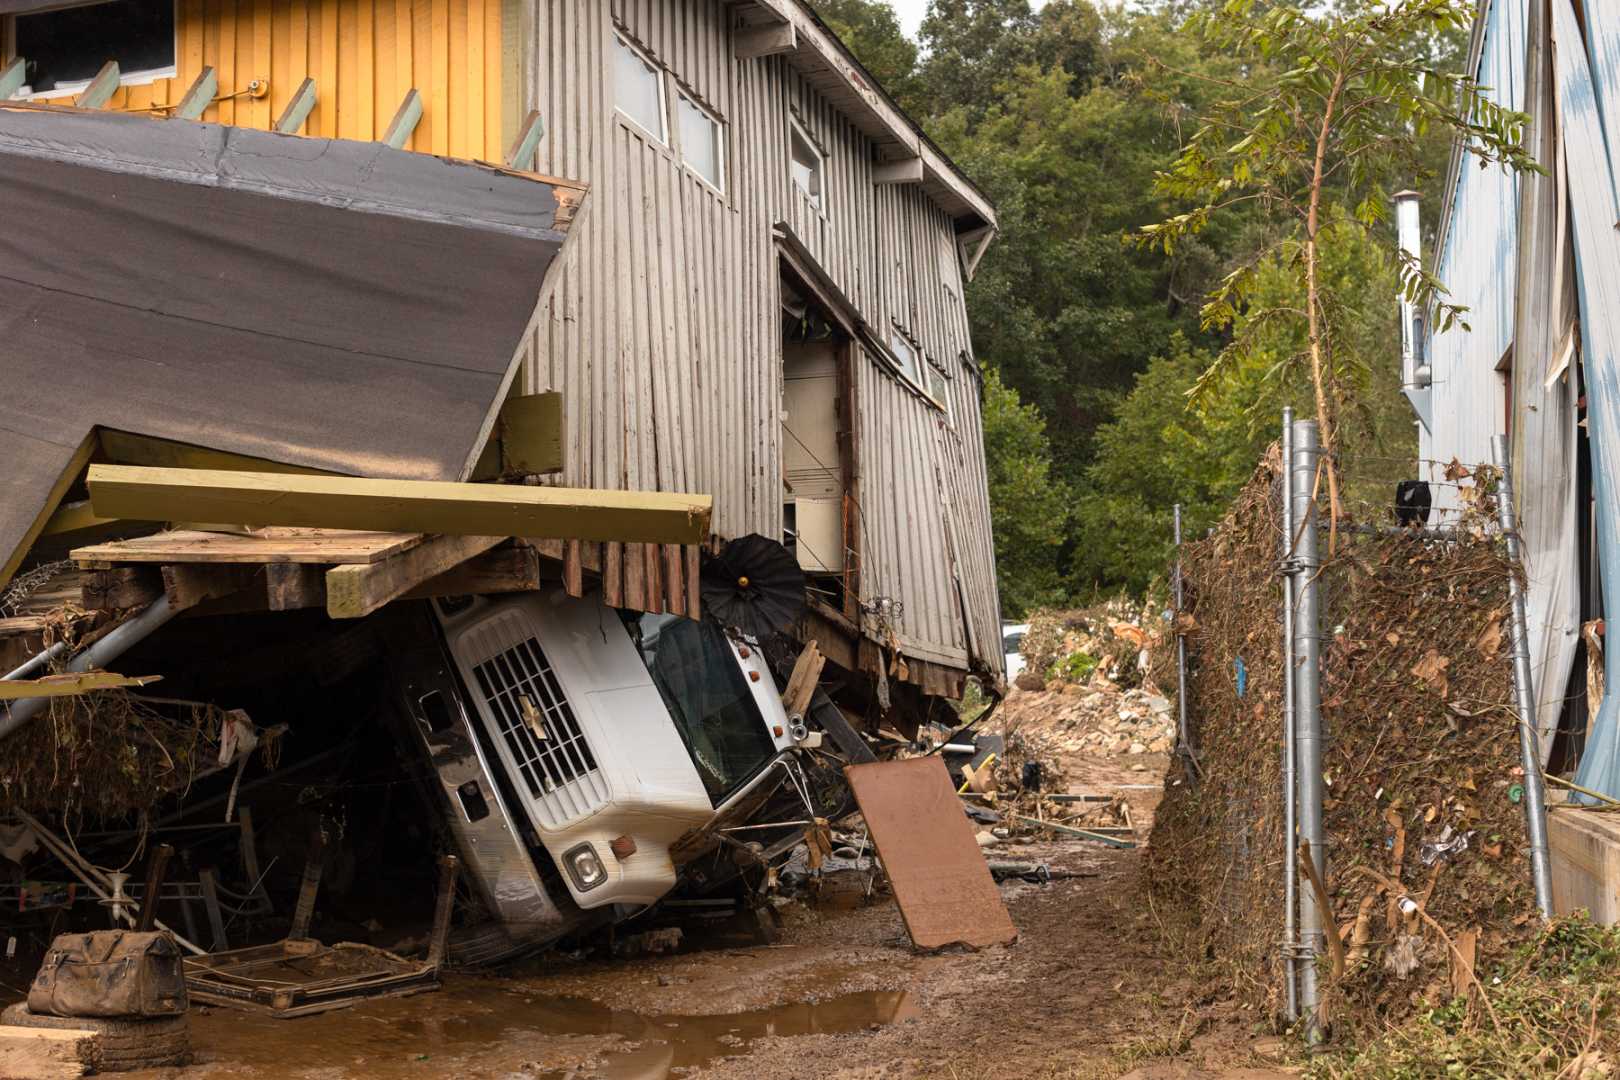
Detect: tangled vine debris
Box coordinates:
(1147, 444, 1537, 1045)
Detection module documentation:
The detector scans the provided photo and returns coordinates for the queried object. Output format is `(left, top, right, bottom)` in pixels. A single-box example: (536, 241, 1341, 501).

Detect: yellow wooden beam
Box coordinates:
(0, 671, 162, 700)
(498, 392, 564, 475)
(40, 500, 118, 537)
(86, 466, 712, 545)
(326, 534, 503, 618)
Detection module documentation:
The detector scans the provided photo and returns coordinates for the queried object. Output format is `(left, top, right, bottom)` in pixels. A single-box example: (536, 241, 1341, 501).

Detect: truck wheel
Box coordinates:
(0, 1002, 192, 1070)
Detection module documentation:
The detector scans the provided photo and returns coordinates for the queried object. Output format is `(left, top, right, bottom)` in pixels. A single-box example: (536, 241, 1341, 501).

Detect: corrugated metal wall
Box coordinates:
(1423, 0, 1526, 506)
(520, 0, 1001, 678)
(2, 0, 510, 159)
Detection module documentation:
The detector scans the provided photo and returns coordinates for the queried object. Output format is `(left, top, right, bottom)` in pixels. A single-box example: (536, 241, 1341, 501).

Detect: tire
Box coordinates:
(1, 1002, 192, 1071)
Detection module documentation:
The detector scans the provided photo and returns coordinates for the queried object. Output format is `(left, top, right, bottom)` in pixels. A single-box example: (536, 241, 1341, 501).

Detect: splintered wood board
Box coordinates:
(73, 528, 426, 566)
(845, 757, 1018, 950)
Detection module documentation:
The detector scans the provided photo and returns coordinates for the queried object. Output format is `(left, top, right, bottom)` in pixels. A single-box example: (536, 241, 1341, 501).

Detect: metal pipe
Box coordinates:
(1173, 503, 1190, 762)
(1491, 434, 1555, 918)
(1280, 408, 1300, 1023)
(0, 595, 178, 739)
(1290, 420, 1326, 1041)
(4, 641, 69, 682)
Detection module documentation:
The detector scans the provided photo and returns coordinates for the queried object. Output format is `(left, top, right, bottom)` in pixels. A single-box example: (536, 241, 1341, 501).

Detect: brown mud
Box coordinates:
(120, 755, 1290, 1080)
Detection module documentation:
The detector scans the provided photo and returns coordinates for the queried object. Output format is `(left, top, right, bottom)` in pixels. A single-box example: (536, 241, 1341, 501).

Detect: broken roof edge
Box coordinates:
(0, 103, 587, 243)
(741, 0, 998, 231)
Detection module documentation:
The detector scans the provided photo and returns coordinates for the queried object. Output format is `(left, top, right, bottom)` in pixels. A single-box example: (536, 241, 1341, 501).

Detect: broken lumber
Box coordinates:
(82, 567, 164, 610)
(0, 1025, 99, 1078)
(1010, 814, 1136, 849)
(325, 534, 503, 618)
(87, 465, 712, 545)
(781, 640, 825, 720)
(0, 671, 161, 699)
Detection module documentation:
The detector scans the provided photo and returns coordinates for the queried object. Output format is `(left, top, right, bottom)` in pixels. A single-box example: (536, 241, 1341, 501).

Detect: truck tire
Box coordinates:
(0, 1002, 192, 1070)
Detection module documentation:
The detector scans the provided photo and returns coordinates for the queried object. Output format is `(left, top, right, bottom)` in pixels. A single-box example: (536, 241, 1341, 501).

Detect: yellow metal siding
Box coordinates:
(4, 0, 503, 159)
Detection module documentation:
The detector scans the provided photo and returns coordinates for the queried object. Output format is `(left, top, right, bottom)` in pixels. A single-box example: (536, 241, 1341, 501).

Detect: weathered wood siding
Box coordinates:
(3, 0, 512, 158)
(519, 0, 1002, 679)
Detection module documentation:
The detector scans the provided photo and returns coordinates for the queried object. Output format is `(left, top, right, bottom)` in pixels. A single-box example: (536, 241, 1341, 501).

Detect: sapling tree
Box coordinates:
(1137, 0, 1536, 544)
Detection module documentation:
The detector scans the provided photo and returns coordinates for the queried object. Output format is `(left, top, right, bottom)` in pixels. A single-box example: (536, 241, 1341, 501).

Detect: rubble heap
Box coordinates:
(997, 682, 1176, 759)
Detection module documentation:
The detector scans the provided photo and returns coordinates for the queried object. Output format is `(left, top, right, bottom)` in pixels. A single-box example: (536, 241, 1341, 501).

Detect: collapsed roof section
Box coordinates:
(0, 103, 587, 589)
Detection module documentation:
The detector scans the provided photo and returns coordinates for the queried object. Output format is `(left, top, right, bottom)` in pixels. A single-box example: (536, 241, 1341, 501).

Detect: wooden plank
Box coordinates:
(325, 534, 502, 618)
(782, 640, 825, 719)
(161, 564, 261, 610)
(77, 62, 121, 109)
(402, 542, 539, 599)
(0, 617, 50, 636)
(0, 57, 28, 101)
(497, 392, 563, 475)
(275, 76, 319, 133)
(506, 108, 544, 170)
(40, 500, 118, 537)
(735, 21, 795, 59)
(99, 430, 331, 476)
(87, 466, 714, 545)
(0, 671, 161, 700)
(174, 66, 218, 120)
(73, 528, 426, 566)
(82, 567, 164, 611)
(381, 88, 423, 148)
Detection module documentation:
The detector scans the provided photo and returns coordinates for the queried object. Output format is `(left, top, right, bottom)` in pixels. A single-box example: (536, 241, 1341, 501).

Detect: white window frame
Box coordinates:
(926, 359, 952, 420)
(4, 0, 178, 101)
(612, 32, 668, 146)
(674, 86, 725, 195)
(789, 115, 826, 214)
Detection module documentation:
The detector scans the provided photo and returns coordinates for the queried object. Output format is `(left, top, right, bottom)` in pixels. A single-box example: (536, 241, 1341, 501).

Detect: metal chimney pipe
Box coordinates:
(1394, 190, 1429, 389)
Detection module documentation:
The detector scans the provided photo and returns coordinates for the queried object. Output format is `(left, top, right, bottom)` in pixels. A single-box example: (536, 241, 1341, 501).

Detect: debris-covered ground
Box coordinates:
(108, 697, 1287, 1080)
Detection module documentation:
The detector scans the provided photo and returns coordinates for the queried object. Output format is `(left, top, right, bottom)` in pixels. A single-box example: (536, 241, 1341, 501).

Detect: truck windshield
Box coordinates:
(629, 613, 778, 803)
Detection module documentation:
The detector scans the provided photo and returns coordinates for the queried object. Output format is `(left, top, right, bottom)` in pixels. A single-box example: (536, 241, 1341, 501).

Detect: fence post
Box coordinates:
(1173, 503, 1191, 770)
(1279, 409, 1300, 1023)
(1290, 419, 1326, 1041)
(1490, 434, 1555, 918)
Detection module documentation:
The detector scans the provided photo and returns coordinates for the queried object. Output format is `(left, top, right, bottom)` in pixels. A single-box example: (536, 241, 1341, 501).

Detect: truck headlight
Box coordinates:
(563, 843, 607, 891)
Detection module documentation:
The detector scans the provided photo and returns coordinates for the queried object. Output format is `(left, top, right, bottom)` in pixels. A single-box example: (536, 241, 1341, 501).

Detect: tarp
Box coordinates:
(0, 104, 583, 588)
(1553, 0, 1620, 801)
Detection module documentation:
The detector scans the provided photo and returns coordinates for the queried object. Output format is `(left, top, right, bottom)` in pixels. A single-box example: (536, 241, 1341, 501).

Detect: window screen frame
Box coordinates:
(4, 0, 178, 101)
(612, 31, 668, 146)
(789, 116, 826, 214)
(674, 87, 725, 194)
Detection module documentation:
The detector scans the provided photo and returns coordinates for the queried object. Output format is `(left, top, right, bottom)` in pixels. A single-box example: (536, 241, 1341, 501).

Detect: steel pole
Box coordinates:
(1280, 409, 1299, 1022)
(1290, 420, 1325, 1041)
(1491, 434, 1555, 918)
(1174, 503, 1190, 763)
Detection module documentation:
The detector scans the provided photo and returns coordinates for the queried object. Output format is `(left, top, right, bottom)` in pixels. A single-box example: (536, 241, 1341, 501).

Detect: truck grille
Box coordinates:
(465, 613, 608, 828)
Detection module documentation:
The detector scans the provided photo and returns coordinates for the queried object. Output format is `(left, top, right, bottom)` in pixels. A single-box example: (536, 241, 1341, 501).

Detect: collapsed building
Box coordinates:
(0, 0, 1002, 984)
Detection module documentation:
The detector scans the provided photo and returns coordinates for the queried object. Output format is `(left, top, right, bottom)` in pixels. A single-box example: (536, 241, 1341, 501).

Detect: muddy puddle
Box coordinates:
(168, 977, 915, 1079)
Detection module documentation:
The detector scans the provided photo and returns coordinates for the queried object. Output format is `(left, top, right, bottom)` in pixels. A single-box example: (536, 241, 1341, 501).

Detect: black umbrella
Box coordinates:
(700, 534, 806, 637)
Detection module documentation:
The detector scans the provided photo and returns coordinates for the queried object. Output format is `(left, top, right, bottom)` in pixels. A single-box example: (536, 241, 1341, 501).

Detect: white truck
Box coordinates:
(379, 587, 812, 961)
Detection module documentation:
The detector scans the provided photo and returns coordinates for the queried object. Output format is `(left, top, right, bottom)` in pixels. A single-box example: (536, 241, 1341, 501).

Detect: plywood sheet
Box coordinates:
(844, 757, 1017, 950)
(72, 529, 426, 566)
(0, 104, 583, 590)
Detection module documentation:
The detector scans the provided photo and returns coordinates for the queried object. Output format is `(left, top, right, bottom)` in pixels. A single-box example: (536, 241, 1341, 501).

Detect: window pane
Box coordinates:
(632, 613, 777, 803)
(15, 0, 175, 94)
(614, 37, 664, 140)
(790, 127, 822, 208)
(890, 333, 919, 386)
(678, 94, 722, 189)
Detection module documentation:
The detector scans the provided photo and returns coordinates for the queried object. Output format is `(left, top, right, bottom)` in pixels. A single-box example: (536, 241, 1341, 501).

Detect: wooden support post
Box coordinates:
(289, 828, 325, 941)
(87, 465, 714, 545)
(198, 868, 229, 952)
(0, 58, 27, 101)
(174, 66, 217, 120)
(506, 109, 544, 170)
(161, 563, 258, 611)
(77, 62, 120, 109)
(873, 157, 924, 185)
(325, 533, 502, 619)
(381, 88, 423, 149)
(275, 77, 318, 134)
(136, 844, 174, 932)
(265, 564, 325, 611)
(497, 393, 564, 475)
(735, 21, 796, 58)
(82, 567, 164, 611)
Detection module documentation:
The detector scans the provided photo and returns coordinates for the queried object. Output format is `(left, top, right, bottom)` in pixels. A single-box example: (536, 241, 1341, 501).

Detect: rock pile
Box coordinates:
(998, 680, 1175, 758)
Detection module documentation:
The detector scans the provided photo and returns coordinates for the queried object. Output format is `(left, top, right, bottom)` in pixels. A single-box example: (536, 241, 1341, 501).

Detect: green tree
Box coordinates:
(815, 0, 922, 108)
(981, 367, 1072, 616)
(1139, 0, 1535, 544)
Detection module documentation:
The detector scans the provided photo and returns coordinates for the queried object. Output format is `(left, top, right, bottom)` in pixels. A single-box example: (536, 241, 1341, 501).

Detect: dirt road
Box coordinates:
(129, 754, 1290, 1079)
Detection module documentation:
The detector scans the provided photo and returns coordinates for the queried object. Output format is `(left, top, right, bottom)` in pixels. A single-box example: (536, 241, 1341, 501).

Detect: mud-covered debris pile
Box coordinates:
(998, 684, 1175, 758)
